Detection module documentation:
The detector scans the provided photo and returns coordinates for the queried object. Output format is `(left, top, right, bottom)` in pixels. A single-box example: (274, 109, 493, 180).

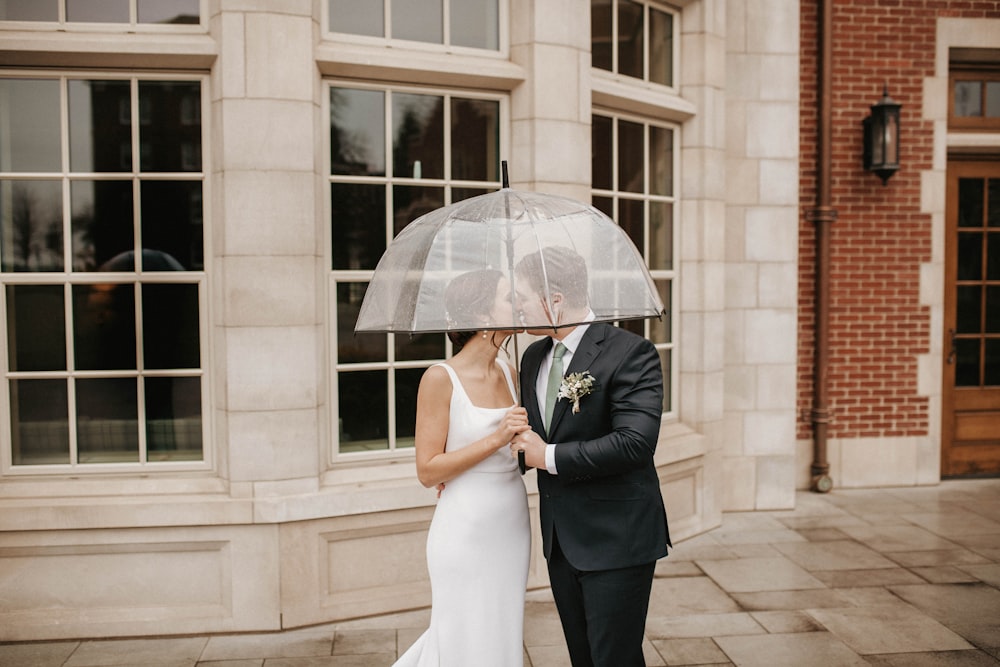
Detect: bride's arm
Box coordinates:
(414, 365, 527, 489)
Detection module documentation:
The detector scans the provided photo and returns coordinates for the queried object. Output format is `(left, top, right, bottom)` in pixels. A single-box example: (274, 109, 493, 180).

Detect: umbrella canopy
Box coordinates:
(354, 187, 664, 334)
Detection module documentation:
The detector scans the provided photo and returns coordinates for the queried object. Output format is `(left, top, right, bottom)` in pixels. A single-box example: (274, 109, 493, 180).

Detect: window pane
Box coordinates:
(337, 282, 386, 363)
(649, 125, 673, 196)
(451, 0, 497, 49)
(618, 0, 644, 79)
(592, 115, 613, 190)
(76, 377, 138, 462)
(592, 195, 613, 218)
(145, 376, 202, 460)
(451, 98, 499, 181)
(330, 88, 386, 176)
(69, 79, 132, 173)
(591, 0, 613, 72)
(10, 379, 69, 465)
(619, 197, 644, 255)
(73, 283, 136, 370)
(331, 182, 386, 270)
(452, 187, 490, 203)
(393, 185, 444, 236)
(649, 279, 670, 343)
(649, 200, 672, 270)
(957, 232, 983, 281)
(392, 0, 441, 44)
(958, 178, 984, 228)
(987, 286, 1000, 333)
(394, 367, 423, 447)
(0, 179, 64, 272)
(618, 119, 644, 193)
(955, 80, 982, 117)
(330, 0, 383, 35)
(393, 93, 444, 179)
(338, 371, 389, 452)
(0, 0, 58, 20)
(138, 81, 202, 172)
(620, 319, 643, 336)
(396, 332, 445, 361)
(989, 179, 1000, 227)
(987, 81, 1000, 118)
(956, 285, 982, 334)
(986, 339, 1000, 386)
(988, 232, 1000, 280)
(140, 180, 204, 270)
(955, 338, 980, 387)
(66, 0, 128, 22)
(658, 347, 671, 412)
(142, 283, 200, 369)
(137, 0, 199, 24)
(6, 285, 66, 372)
(72, 180, 134, 272)
(0, 79, 61, 172)
(648, 7, 672, 86)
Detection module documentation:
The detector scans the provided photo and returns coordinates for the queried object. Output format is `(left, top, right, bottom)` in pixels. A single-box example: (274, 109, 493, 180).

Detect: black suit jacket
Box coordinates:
(522, 322, 671, 571)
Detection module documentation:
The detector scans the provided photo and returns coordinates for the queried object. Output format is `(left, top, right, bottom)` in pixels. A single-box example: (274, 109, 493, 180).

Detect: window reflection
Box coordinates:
(140, 180, 204, 270)
(0, 180, 64, 272)
(337, 282, 386, 363)
(339, 371, 389, 452)
(142, 283, 200, 369)
(0, 79, 61, 172)
(6, 285, 66, 372)
(66, 0, 128, 23)
(0, 0, 58, 20)
(71, 180, 134, 271)
(392, 0, 441, 44)
(332, 183, 386, 270)
(73, 283, 137, 370)
(145, 377, 202, 460)
(137, 0, 199, 24)
(10, 379, 69, 465)
(76, 377, 139, 463)
(451, 0, 497, 50)
(69, 80, 132, 173)
(138, 81, 202, 172)
(330, 0, 382, 35)
(393, 93, 444, 179)
(451, 98, 499, 181)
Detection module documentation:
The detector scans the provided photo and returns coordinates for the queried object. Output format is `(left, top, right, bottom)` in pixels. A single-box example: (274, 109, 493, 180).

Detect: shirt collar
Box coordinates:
(553, 310, 595, 355)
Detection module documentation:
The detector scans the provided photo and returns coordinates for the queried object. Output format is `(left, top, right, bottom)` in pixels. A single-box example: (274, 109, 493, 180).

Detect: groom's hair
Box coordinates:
(515, 246, 589, 308)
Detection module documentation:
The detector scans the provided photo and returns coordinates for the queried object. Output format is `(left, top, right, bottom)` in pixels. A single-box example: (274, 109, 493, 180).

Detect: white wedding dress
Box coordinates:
(394, 361, 530, 667)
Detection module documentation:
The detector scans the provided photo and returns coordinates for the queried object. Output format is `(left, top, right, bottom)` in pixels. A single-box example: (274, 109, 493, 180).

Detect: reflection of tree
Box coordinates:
(10, 184, 62, 272)
(330, 89, 377, 175)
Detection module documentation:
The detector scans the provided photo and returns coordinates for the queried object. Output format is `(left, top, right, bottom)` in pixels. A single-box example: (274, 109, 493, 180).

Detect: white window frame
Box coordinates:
(593, 0, 680, 91)
(325, 80, 509, 465)
(0, 70, 212, 477)
(0, 0, 206, 33)
(592, 108, 679, 421)
(323, 0, 509, 58)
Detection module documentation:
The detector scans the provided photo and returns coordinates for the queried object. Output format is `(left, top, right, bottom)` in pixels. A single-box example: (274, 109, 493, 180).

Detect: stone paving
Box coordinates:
(2, 479, 999, 666)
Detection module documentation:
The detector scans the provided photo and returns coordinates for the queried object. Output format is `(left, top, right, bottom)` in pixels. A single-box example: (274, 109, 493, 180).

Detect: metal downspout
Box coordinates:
(809, 0, 836, 493)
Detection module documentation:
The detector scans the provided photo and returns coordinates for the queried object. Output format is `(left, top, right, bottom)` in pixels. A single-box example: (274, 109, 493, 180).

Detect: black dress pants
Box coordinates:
(546, 532, 656, 667)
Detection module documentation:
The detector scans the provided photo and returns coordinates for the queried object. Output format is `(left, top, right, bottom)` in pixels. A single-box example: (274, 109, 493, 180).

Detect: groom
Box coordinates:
(510, 246, 670, 667)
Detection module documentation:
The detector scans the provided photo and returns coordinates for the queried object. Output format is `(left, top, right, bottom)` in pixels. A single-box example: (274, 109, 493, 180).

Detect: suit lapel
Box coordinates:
(548, 324, 605, 436)
(522, 339, 549, 430)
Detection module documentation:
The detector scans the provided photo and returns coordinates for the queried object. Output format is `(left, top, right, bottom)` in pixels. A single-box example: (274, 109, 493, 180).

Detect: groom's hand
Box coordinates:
(511, 430, 547, 470)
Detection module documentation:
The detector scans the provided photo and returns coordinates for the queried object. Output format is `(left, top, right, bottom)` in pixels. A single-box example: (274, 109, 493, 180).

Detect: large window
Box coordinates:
(0, 0, 200, 25)
(329, 83, 503, 458)
(0, 73, 207, 471)
(592, 112, 676, 414)
(328, 0, 499, 50)
(591, 0, 676, 87)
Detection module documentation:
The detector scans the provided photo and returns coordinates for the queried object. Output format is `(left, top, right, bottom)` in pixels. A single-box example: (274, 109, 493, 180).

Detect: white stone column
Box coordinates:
(723, 0, 799, 509)
(209, 0, 323, 492)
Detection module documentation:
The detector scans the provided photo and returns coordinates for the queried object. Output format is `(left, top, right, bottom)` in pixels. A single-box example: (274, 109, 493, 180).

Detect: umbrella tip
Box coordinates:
(501, 160, 509, 189)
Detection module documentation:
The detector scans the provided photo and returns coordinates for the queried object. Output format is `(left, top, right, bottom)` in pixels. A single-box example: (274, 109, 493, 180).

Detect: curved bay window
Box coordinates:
(0, 74, 207, 470)
(328, 82, 503, 459)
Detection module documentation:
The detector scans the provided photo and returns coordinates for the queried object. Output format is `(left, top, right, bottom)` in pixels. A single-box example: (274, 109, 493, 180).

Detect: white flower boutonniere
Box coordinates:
(558, 371, 596, 414)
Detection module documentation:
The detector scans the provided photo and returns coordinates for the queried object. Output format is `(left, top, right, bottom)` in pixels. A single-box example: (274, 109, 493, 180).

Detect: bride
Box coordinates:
(394, 269, 531, 667)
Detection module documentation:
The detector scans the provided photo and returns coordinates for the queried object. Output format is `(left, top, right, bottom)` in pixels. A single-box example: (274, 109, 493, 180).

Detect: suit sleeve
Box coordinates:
(553, 333, 663, 480)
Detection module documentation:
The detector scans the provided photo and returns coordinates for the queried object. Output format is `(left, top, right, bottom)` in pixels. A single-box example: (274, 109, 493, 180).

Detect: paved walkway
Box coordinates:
(2, 479, 999, 666)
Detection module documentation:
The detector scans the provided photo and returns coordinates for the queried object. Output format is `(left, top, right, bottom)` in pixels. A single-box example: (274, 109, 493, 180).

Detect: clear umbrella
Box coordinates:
(354, 167, 663, 335)
(354, 162, 664, 473)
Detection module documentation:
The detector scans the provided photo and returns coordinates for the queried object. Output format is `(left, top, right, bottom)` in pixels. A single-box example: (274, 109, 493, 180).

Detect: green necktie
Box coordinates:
(544, 342, 567, 432)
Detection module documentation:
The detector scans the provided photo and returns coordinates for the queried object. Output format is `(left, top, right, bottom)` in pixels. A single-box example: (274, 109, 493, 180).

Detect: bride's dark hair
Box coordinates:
(445, 269, 505, 352)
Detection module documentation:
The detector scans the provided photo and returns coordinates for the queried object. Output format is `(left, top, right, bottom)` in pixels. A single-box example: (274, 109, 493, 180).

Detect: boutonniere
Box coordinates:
(558, 371, 596, 414)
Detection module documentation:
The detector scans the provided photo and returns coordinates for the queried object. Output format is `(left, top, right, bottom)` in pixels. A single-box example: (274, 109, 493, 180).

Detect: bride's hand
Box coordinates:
(497, 406, 529, 446)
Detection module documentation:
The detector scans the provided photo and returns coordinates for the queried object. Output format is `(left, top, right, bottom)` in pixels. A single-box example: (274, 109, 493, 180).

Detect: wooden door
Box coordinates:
(943, 160, 1000, 476)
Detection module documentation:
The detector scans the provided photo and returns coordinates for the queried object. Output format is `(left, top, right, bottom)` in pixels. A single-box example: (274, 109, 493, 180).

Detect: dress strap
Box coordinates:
(434, 362, 468, 403)
(496, 360, 517, 405)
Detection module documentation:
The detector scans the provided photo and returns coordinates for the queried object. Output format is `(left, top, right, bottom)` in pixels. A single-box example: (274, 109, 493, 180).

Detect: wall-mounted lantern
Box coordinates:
(862, 85, 902, 185)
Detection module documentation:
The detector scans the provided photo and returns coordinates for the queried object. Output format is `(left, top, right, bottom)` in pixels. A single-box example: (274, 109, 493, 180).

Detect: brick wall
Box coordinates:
(797, 1, 1000, 441)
